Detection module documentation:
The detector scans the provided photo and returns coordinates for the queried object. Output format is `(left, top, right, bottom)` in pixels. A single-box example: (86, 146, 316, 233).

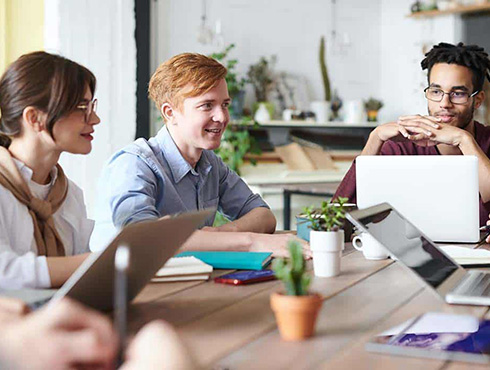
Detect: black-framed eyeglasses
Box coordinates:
(76, 98, 98, 122)
(424, 87, 479, 105)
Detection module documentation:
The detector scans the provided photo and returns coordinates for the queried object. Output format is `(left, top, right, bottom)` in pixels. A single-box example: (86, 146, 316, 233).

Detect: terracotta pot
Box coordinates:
(270, 292, 323, 341)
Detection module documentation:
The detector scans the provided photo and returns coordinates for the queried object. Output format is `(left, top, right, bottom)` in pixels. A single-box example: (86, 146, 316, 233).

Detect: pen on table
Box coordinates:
(114, 244, 130, 368)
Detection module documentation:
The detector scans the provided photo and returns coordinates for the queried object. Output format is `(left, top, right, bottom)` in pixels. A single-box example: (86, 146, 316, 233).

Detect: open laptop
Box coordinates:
(10, 209, 212, 311)
(347, 203, 490, 306)
(356, 156, 480, 242)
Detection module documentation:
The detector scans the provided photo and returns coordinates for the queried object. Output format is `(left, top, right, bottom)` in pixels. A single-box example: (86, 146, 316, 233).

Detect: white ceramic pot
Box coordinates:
(254, 102, 271, 123)
(343, 100, 365, 124)
(310, 230, 344, 277)
(310, 101, 331, 123)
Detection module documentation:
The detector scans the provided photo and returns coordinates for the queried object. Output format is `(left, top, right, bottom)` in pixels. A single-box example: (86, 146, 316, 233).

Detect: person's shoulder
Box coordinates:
(66, 178, 84, 199)
(473, 121, 490, 152)
(59, 179, 88, 215)
(119, 136, 161, 159)
(474, 120, 490, 136)
(107, 136, 162, 168)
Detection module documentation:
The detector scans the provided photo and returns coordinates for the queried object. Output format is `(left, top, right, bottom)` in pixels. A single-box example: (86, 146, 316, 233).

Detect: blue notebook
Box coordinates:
(175, 251, 272, 270)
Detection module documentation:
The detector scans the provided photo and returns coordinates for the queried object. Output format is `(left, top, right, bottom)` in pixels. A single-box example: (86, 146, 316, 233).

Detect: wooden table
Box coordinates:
(129, 243, 490, 369)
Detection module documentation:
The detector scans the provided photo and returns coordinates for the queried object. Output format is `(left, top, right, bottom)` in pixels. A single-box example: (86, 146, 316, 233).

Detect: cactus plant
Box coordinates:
(320, 36, 331, 102)
(272, 240, 311, 296)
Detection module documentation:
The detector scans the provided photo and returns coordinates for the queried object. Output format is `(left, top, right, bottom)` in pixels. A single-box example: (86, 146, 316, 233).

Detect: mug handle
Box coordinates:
(352, 235, 363, 251)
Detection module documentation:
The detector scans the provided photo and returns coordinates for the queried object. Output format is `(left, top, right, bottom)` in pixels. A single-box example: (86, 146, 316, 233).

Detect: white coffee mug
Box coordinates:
(352, 233, 389, 260)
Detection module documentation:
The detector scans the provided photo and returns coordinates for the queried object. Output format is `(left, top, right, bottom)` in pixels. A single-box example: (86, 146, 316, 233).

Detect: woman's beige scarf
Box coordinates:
(0, 147, 68, 256)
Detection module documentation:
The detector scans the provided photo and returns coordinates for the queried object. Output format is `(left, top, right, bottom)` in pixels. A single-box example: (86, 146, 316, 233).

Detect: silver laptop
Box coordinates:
(37, 209, 211, 311)
(347, 203, 490, 306)
(356, 156, 480, 242)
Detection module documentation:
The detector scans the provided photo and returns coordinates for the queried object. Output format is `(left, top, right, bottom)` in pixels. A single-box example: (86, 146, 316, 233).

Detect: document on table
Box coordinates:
(439, 245, 490, 266)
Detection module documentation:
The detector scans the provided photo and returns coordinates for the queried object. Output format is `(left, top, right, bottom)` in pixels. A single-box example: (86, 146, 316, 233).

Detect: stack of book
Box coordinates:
(152, 256, 213, 282)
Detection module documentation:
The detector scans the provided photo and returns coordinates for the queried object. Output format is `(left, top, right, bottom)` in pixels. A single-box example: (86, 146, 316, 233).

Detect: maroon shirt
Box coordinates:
(333, 121, 490, 226)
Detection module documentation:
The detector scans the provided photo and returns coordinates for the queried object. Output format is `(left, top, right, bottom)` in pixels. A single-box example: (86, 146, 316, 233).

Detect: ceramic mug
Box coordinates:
(352, 233, 389, 260)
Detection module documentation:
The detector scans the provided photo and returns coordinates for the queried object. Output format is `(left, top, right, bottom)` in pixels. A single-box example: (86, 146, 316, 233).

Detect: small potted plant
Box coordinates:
(303, 197, 348, 277)
(364, 98, 383, 122)
(247, 56, 276, 121)
(270, 240, 323, 341)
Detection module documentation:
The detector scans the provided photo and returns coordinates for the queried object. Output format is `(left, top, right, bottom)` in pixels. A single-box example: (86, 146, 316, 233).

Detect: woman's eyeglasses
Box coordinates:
(76, 99, 98, 122)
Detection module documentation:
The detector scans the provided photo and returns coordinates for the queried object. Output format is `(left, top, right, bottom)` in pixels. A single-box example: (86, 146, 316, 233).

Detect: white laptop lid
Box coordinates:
(51, 209, 212, 311)
(356, 156, 479, 243)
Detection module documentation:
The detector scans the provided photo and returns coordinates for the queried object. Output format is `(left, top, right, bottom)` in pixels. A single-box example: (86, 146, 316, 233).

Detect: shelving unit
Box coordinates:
(237, 120, 378, 129)
(232, 120, 377, 151)
(408, 2, 490, 18)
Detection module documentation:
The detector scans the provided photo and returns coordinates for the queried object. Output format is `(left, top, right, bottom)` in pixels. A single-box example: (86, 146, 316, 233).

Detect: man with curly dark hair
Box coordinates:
(334, 42, 490, 226)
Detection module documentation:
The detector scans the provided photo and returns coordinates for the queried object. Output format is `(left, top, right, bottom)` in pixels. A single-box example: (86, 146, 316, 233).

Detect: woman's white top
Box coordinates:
(0, 159, 93, 289)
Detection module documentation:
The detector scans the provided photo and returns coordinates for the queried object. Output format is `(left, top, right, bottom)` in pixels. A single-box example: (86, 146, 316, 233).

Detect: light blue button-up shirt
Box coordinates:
(90, 125, 269, 250)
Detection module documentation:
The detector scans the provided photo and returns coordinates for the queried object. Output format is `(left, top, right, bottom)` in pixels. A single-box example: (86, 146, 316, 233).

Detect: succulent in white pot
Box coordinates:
(303, 197, 348, 277)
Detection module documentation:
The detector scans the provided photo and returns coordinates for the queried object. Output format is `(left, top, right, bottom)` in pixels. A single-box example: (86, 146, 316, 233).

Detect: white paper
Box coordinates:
(439, 245, 490, 258)
(379, 312, 479, 336)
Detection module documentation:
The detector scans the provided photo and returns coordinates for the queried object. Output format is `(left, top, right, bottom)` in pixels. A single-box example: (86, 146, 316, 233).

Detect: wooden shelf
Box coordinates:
(408, 2, 490, 18)
(231, 120, 378, 128)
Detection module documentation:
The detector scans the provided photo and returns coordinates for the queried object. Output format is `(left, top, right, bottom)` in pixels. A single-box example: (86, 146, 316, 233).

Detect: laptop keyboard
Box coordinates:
(453, 271, 490, 297)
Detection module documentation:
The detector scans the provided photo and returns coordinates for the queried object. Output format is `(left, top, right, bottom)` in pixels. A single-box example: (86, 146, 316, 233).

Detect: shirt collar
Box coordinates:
(156, 125, 212, 183)
(12, 157, 58, 186)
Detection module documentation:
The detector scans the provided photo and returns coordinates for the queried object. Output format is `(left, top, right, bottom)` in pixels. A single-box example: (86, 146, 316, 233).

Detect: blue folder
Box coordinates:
(175, 251, 272, 270)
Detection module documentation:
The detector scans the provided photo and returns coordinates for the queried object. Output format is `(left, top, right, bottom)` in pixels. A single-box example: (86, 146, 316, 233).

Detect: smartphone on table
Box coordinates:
(214, 270, 276, 285)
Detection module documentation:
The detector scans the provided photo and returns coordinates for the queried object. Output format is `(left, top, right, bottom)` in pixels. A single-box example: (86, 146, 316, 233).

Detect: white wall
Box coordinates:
(378, 0, 463, 122)
(153, 0, 382, 114)
(44, 0, 137, 217)
(154, 0, 466, 123)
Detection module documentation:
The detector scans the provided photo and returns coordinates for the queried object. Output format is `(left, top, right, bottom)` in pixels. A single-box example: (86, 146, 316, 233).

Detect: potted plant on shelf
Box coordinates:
(310, 36, 332, 123)
(271, 240, 323, 341)
(364, 98, 383, 122)
(210, 44, 247, 119)
(303, 197, 348, 277)
(247, 56, 275, 122)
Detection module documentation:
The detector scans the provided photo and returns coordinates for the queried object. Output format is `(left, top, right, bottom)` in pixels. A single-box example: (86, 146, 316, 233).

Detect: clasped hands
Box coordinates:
(376, 115, 465, 147)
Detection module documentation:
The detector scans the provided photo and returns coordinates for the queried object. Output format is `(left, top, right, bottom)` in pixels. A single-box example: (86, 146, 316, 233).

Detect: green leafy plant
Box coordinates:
(320, 36, 331, 102)
(214, 117, 261, 175)
(272, 240, 311, 296)
(364, 98, 383, 111)
(212, 117, 261, 227)
(303, 197, 348, 232)
(210, 44, 247, 99)
(247, 56, 275, 102)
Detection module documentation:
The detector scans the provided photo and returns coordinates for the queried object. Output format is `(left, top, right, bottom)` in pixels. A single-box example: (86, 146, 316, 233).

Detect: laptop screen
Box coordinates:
(355, 207, 459, 288)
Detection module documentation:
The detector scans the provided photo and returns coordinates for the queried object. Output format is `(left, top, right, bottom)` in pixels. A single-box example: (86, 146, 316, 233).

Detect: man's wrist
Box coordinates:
(371, 127, 387, 144)
(457, 130, 475, 150)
